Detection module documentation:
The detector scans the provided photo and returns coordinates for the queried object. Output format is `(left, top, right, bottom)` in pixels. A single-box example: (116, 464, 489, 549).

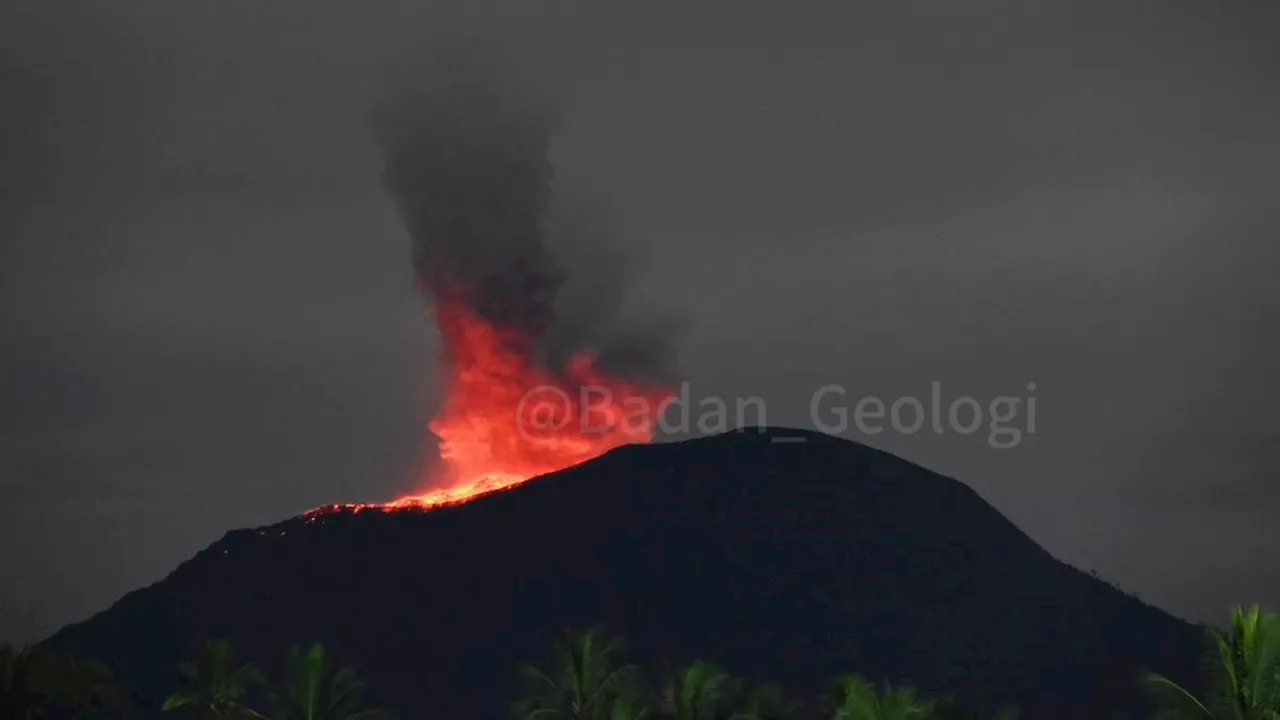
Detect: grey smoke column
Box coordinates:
(374, 48, 564, 350)
(373, 48, 680, 380)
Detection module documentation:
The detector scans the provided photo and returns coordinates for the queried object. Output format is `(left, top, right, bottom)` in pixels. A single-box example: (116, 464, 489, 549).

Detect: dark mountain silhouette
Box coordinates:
(45, 428, 1205, 719)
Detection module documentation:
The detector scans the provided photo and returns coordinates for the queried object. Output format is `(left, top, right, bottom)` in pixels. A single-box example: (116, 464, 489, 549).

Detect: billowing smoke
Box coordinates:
(373, 45, 678, 381)
(365, 45, 680, 500)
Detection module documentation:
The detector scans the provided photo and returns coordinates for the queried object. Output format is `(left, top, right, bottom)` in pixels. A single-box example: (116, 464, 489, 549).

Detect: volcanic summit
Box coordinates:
(46, 429, 1204, 720)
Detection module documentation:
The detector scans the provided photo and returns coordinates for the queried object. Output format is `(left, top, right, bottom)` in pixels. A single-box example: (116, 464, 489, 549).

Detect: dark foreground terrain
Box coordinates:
(46, 428, 1204, 718)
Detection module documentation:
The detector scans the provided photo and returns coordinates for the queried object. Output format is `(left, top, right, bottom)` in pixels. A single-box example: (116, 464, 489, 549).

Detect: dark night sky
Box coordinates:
(2, 0, 1279, 639)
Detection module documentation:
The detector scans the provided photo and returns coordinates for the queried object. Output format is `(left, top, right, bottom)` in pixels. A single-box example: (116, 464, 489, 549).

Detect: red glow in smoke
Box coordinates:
(306, 298, 674, 518)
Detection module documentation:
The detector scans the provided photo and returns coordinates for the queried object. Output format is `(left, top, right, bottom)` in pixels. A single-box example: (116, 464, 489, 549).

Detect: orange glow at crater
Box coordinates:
(305, 297, 674, 519)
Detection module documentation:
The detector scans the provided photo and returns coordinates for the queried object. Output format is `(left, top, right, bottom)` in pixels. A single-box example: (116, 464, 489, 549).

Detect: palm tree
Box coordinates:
(611, 695, 653, 720)
(267, 642, 387, 720)
(53, 655, 128, 719)
(1144, 604, 1280, 719)
(513, 627, 641, 720)
(0, 643, 55, 719)
(653, 661, 740, 720)
(162, 639, 266, 719)
(827, 675, 932, 720)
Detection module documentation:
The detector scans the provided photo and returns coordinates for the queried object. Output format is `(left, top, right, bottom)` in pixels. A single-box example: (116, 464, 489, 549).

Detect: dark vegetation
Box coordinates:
(13, 430, 1251, 718)
(7, 610, 1280, 719)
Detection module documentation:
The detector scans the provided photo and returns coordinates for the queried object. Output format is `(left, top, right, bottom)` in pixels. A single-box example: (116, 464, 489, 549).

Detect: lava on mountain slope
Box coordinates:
(304, 300, 675, 520)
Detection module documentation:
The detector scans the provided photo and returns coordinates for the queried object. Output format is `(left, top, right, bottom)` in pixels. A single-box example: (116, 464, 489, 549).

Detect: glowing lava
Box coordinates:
(305, 298, 674, 519)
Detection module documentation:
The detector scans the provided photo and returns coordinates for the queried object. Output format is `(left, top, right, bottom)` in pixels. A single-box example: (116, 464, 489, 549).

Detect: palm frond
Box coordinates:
(1142, 672, 1216, 720)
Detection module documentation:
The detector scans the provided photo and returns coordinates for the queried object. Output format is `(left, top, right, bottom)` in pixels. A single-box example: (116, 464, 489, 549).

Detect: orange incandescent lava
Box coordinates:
(305, 299, 674, 519)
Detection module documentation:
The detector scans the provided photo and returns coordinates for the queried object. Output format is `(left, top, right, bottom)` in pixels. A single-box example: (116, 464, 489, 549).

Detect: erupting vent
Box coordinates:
(305, 302, 673, 519)
(306, 49, 677, 518)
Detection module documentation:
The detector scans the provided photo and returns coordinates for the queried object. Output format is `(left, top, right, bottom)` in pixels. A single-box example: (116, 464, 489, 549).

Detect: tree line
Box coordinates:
(2, 604, 1277, 719)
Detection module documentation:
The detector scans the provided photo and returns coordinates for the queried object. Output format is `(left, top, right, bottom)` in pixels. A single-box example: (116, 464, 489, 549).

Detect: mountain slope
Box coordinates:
(45, 428, 1205, 718)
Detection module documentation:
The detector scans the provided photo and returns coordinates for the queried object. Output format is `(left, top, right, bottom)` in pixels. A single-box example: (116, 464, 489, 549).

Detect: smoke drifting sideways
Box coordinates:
(372, 47, 681, 384)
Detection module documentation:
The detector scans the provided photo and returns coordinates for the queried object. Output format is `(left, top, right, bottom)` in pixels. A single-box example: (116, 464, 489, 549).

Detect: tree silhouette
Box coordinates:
(54, 655, 128, 719)
(652, 661, 740, 720)
(1, 643, 55, 720)
(513, 628, 641, 720)
(267, 642, 387, 720)
(1144, 604, 1280, 719)
(162, 639, 265, 719)
(826, 675, 932, 720)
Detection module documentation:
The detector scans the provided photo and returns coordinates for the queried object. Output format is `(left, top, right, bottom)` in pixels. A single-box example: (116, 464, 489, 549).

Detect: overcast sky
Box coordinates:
(2, 0, 1278, 638)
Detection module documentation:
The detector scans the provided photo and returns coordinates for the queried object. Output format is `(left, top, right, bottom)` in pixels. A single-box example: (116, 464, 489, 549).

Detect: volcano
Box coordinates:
(45, 429, 1204, 719)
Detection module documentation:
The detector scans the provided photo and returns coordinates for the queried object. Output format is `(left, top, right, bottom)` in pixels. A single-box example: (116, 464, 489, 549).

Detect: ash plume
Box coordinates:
(372, 46, 680, 380)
